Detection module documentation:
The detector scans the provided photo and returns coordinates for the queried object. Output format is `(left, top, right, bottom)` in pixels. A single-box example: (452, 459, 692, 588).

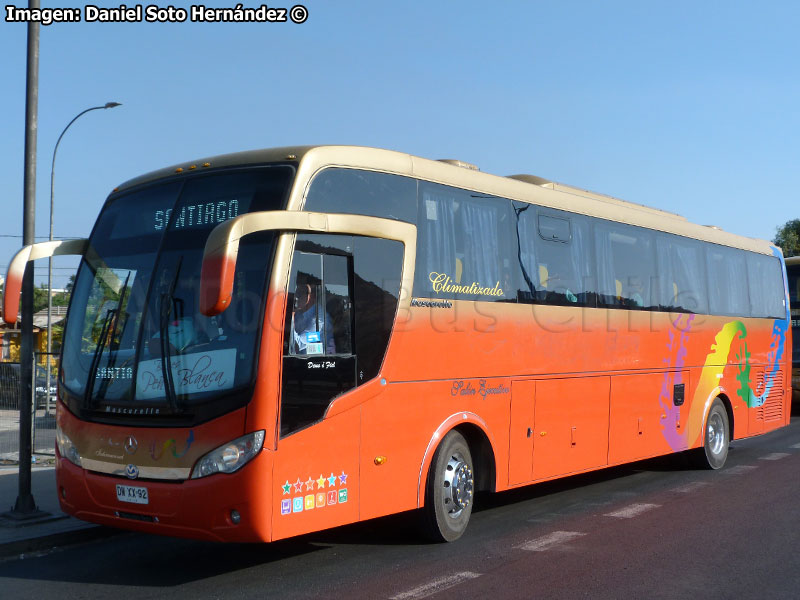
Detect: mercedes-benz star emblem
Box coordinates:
(124, 435, 138, 455)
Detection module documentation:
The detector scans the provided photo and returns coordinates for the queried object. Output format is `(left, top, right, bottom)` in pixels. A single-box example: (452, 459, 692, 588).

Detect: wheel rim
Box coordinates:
(441, 452, 474, 519)
(706, 411, 725, 456)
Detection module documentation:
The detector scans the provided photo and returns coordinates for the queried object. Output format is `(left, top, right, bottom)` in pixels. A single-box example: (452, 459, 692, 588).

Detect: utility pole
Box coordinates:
(5, 0, 45, 520)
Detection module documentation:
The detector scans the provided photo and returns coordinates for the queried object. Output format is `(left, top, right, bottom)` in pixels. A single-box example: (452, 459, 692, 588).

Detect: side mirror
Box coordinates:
(199, 211, 416, 316)
(3, 239, 88, 324)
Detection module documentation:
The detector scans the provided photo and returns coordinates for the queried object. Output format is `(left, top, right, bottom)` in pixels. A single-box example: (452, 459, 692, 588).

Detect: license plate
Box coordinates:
(116, 484, 149, 505)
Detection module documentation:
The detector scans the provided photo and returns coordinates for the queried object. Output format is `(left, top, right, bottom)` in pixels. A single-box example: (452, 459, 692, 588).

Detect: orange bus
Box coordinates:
(787, 256, 800, 399)
(3, 146, 792, 543)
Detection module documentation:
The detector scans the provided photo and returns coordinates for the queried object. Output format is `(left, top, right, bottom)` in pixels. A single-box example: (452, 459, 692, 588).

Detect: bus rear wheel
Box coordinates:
(422, 430, 474, 542)
(692, 398, 729, 470)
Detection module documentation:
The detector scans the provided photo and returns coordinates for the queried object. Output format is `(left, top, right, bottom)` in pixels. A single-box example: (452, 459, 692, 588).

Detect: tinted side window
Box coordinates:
(415, 182, 515, 301)
(286, 252, 352, 357)
(595, 221, 656, 309)
(516, 205, 595, 307)
(281, 243, 357, 437)
(706, 246, 749, 316)
(352, 237, 403, 384)
(655, 234, 709, 314)
(304, 168, 418, 224)
(788, 265, 800, 305)
(280, 234, 403, 437)
(747, 253, 785, 319)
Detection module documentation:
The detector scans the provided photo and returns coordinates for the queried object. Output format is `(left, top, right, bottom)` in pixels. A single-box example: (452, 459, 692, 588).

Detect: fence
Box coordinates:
(0, 352, 58, 462)
(33, 352, 57, 456)
(0, 362, 21, 461)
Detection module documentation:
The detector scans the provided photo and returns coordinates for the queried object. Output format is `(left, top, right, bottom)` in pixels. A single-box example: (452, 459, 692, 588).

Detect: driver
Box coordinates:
(291, 272, 336, 355)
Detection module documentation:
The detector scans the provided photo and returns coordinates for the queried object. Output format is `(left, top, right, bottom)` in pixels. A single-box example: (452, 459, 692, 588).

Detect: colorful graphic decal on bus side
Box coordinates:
(279, 471, 349, 516)
(734, 319, 788, 408)
(658, 314, 694, 451)
(681, 319, 787, 448)
(149, 430, 195, 460)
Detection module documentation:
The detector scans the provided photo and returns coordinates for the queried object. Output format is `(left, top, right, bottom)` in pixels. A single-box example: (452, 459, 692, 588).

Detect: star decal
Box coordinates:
(293, 478, 303, 493)
(316, 474, 326, 489)
(339, 471, 348, 485)
(305, 477, 315, 491)
(328, 473, 337, 487)
(282, 480, 291, 495)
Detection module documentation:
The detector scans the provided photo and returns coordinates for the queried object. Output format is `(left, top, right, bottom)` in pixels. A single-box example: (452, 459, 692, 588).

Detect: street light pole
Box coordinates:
(6, 0, 41, 520)
(45, 102, 121, 408)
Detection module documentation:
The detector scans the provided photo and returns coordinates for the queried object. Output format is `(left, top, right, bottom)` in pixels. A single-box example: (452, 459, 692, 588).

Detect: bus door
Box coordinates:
(197, 210, 414, 540)
(272, 233, 405, 540)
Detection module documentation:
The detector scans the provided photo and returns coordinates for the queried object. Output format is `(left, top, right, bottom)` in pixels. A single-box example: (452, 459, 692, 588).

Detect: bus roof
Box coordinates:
(114, 145, 776, 256)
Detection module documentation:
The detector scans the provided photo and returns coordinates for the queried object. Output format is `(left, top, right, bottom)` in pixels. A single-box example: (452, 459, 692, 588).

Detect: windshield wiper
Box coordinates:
(84, 272, 132, 409)
(84, 308, 115, 409)
(159, 258, 183, 413)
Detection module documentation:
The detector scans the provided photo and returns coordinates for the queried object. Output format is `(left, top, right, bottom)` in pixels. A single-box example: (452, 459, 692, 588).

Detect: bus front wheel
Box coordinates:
(692, 398, 729, 470)
(422, 430, 475, 542)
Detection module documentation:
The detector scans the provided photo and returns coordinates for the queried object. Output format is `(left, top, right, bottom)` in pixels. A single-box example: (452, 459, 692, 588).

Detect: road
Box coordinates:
(2, 414, 799, 599)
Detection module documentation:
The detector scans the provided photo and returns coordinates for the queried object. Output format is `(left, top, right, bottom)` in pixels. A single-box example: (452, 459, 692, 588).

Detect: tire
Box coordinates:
(692, 398, 729, 470)
(422, 430, 475, 542)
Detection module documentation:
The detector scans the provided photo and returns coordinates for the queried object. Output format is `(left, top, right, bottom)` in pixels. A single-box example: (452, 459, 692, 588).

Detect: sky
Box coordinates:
(1, 0, 799, 290)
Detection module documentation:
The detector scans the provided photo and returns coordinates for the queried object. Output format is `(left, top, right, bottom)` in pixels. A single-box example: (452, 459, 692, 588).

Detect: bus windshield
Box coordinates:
(60, 166, 293, 420)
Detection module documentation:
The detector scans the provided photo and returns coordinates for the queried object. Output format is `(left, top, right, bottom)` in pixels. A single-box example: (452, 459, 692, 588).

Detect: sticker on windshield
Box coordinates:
(135, 348, 237, 400)
(306, 331, 323, 355)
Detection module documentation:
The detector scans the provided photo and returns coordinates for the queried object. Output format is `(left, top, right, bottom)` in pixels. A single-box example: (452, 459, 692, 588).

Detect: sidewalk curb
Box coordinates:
(0, 524, 122, 560)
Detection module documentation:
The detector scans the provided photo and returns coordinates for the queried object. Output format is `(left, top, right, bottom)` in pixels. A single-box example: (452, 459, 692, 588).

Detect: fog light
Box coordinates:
(230, 510, 241, 524)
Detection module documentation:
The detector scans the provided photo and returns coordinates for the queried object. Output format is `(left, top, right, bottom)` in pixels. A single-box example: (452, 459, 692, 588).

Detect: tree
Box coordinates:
(774, 219, 800, 258)
(33, 283, 71, 313)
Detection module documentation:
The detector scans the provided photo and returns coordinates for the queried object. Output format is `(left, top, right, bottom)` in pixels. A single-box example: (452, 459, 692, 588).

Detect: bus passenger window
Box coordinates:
(516, 207, 594, 307)
(414, 182, 515, 302)
(655, 234, 709, 314)
(746, 253, 785, 319)
(595, 221, 656, 310)
(706, 246, 748, 316)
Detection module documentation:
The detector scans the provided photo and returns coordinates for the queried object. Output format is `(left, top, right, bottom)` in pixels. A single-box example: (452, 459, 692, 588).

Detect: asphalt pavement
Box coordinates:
(3, 418, 799, 599)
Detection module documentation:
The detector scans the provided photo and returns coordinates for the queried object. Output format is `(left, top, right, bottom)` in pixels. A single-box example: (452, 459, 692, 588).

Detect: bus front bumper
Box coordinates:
(55, 448, 274, 543)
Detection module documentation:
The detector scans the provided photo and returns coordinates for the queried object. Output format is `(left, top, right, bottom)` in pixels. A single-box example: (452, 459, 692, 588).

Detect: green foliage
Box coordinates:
(774, 219, 800, 258)
(0, 281, 70, 325)
(33, 283, 71, 314)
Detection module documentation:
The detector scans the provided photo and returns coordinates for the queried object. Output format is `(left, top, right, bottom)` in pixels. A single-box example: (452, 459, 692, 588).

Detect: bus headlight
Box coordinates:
(56, 427, 82, 467)
(190, 430, 265, 479)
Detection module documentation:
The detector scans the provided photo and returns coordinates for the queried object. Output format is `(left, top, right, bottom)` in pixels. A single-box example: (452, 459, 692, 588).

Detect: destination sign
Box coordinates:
(154, 198, 240, 231)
